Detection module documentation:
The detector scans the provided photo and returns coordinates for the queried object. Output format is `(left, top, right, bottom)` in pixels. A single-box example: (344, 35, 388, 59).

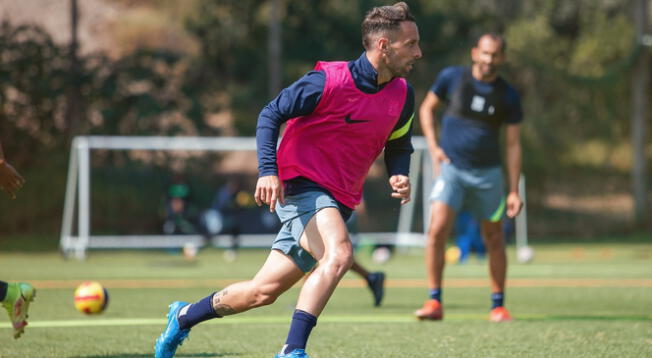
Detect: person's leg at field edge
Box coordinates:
(481, 220, 512, 322)
(347, 210, 386, 307)
(349, 261, 370, 281)
(415, 201, 455, 320)
(349, 260, 386, 307)
(1, 280, 35, 339)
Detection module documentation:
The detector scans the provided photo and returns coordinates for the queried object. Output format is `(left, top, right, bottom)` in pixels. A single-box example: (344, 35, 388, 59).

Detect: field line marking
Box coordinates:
(0, 314, 524, 328)
(2, 313, 650, 329)
(25, 278, 652, 289)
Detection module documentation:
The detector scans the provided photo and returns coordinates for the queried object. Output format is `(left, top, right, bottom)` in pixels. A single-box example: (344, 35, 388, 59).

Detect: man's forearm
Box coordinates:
(505, 143, 521, 193)
(256, 126, 279, 176)
(419, 112, 440, 157)
(384, 148, 412, 177)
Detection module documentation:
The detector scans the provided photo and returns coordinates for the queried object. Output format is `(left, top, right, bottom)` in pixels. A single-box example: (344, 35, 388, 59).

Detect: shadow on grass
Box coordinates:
(73, 353, 240, 358)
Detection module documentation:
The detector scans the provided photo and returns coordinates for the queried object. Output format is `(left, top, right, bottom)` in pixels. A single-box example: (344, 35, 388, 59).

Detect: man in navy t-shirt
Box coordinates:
(416, 33, 523, 322)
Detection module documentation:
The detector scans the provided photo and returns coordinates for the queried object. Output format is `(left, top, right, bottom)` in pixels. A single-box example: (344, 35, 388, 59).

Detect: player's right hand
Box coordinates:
(254, 175, 285, 213)
(431, 147, 450, 176)
(0, 160, 25, 199)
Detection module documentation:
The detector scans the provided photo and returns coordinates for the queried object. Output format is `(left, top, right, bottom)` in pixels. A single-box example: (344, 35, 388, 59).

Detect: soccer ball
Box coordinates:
(445, 246, 461, 264)
(372, 246, 392, 264)
(516, 245, 534, 263)
(73, 281, 109, 315)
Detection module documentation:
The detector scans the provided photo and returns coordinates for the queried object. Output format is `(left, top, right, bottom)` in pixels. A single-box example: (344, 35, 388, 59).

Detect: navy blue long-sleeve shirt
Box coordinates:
(256, 52, 415, 181)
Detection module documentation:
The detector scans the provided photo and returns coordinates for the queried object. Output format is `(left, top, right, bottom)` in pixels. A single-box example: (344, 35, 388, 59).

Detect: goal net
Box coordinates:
(59, 136, 528, 260)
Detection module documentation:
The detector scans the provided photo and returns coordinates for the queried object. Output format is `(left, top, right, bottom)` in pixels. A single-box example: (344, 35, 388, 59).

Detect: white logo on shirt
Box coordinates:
(431, 179, 445, 198)
(488, 105, 495, 115)
(471, 95, 485, 112)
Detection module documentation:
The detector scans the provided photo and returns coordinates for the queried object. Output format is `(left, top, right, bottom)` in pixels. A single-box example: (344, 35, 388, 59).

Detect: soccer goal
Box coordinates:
(59, 135, 528, 260)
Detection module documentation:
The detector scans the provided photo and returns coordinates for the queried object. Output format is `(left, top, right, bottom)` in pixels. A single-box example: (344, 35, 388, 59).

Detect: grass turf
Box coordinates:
(0, 242, 651, 357)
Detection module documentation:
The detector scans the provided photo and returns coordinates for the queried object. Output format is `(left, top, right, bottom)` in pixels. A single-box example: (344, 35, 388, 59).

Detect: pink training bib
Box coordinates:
(277, 61, 407, 208)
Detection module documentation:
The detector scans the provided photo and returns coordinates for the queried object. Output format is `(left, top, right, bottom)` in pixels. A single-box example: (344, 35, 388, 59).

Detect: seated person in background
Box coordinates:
(207, 178, 247, 260)
(162, 175, 199, 235)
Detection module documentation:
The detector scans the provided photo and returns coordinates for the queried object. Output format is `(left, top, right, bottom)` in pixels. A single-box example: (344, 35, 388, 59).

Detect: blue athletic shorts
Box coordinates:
(272, 190, 352, 272)
(429, 162, 505, 222)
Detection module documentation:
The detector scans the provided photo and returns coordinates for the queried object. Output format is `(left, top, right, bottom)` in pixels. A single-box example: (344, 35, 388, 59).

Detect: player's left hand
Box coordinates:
(506, 191, 523, 218)
(389, 175, 411, 205)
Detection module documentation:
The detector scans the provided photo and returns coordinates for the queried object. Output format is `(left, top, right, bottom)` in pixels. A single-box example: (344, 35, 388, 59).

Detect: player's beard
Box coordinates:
(479, 63, 498, 78)
(386, 53, 414, 78)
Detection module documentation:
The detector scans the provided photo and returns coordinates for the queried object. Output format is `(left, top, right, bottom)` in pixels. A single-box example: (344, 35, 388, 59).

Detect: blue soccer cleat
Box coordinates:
(155, 301, 190, 358)
(367, 271, 385, 307)
(275, 348, 309, 358)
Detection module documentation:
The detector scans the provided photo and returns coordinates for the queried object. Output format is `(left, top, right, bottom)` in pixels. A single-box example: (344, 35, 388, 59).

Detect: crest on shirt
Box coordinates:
(470, 95, 485, 112)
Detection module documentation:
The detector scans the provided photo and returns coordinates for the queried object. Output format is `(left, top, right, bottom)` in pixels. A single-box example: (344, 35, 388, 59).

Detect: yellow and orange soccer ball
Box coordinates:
(73, 281, 109, 315)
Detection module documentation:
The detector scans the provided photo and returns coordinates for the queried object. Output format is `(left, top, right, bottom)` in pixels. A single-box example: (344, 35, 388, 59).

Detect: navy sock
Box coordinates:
(491, 292, 504, 309)
(177, 293, 220, 330)
(364, 273, 374, 286)
(429, 288, 442, 302)
(0, 281, 7, 301)
(281, 309, 317, 354)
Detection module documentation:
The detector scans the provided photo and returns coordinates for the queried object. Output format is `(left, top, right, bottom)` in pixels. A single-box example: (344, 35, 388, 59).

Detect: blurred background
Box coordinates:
(0, 0, 650, 251)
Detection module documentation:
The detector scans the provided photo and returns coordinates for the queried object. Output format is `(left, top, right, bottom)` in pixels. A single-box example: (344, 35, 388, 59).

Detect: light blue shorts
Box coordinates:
(272, 190, 352, 272)
(429, 162, 505, 222)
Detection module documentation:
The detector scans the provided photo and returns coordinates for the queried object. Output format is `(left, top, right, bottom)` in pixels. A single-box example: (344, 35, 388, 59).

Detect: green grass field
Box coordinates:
(1, 242, 651, 357)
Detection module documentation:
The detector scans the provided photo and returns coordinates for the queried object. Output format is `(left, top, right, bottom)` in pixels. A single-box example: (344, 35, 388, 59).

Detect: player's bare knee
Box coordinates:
(321, 250, 353, 277)
(340, 250, 354, 270)
(340, 242, 355, 268)
(334, 238, 354, 268)
(335, 251, 354, 273)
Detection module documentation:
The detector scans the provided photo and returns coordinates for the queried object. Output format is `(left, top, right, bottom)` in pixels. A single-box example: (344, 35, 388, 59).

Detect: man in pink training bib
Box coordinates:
(154, 2, 421, 358)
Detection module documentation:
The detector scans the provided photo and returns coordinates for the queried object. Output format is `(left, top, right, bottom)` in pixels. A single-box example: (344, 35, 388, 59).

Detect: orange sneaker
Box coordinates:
(489, 306, 512, 322)
(414, 299, 443, 320)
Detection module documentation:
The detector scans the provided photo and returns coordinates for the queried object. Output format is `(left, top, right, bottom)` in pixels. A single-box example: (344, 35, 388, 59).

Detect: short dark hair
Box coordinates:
(476, 33, 507, 53)
(361, 2, 415, 50)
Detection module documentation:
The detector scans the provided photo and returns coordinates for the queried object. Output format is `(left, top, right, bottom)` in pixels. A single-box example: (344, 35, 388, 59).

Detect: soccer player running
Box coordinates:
(415, 33, 523, 322)
(154, 3, 421, 357)
(0, 140, 34, 339)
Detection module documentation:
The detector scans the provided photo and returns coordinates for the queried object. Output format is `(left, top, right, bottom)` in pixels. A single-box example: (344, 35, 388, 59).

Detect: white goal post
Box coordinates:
(59, 136, 527, 259)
